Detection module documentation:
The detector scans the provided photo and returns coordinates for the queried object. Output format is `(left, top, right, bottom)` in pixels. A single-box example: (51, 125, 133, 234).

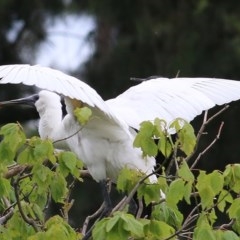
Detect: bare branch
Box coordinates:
(136, 198, 144, 219)
(81, 203, 105, 236)
(219, 219, 235, 230)
(190, 121, 224, 169)
(13, 176, 40, 232)
(0, 209, 14, 225)
(186, 105, 229, 163)
(0, 197, 14, 225)
(4, 164, 28, 179)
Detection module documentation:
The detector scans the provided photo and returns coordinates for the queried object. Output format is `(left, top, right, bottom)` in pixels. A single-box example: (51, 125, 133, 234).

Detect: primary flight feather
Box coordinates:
(0, 64, 240, 183)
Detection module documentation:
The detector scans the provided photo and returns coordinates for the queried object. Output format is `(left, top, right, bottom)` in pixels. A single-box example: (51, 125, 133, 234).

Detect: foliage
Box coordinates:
(0, 123, 83, 240)
(0, 110, 239, 239)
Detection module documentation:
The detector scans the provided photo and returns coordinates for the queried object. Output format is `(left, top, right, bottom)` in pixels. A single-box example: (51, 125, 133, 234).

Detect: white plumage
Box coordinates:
(0, 64, 240, 182)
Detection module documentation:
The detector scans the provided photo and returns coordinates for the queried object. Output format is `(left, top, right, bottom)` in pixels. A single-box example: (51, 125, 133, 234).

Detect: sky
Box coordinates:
(35, 15, 95, 72)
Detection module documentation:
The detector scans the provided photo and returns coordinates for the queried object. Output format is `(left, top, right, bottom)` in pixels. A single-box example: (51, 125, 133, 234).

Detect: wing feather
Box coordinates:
(0, 64, 129, 133)
(107, 77, 240, 129)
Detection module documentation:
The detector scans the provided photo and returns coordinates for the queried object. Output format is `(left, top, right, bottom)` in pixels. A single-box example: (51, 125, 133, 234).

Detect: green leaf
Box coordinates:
(194, 225, 216, 240)
(194, 214, 216, 239)
(58, 151, 82, 178)
(170, 119, 196, 156)
(154, 118, 173, 158)
(196, 170, 224, 209)
(92, 218, 109, 240)
(117, 167, 142, 194)
(3, 211, 35, 239)
(32, 203, 45, 222)
(120, 212, 144, 237)
(177, 161, 195, 204)
(74, 107, 92, 125)
(152, 203, 183, 229)
(133, 121, 158, 157)
(141, 138, 158, 156)
(166, 178, 185, 208)
(223, 164, 240, 193)
(143, 220, 176, 239)
(178, 160, 194, 182)
(216, 230, 237, 240)
(106, 214, 120, 232)
(158, 173, 168, 194)
(183, 181, 193, 204)
(0, 123, 26, 149)
(17, 146, 35, 164)
(50, 172, 68, 203)
(157, 137, 173, 158)
(227, 198, 240, 219)
(217, 189, 233, 212)
(0, 177, 12, 198)
(38, 215, 80, 240)
(0, 123, 26, 164)
(18, 138, 56, 165)
(137, 121, 156, 137)
(34, 139, 55, 163)
(93, 212, 144, 240)
(32, 164, 53, 188)
(138, 181, 162, 205)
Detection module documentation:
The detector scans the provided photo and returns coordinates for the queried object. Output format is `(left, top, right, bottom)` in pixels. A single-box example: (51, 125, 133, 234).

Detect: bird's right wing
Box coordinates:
(0, 64, 130, 133)
(106, 77, 240, 130)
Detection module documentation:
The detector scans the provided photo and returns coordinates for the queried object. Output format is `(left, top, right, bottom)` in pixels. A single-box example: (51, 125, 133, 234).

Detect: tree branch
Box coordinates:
(190, 121, 224, 170)
(13, 176, 40, 232)
(186, 105, 229, 163)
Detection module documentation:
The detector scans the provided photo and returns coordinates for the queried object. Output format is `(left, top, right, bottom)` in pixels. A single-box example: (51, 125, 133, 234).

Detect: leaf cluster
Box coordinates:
(0, 123, 83, 240)
(0, 112, 240, 240)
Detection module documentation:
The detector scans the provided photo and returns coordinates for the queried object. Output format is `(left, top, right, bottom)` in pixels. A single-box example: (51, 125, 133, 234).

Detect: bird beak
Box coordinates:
(0, 94, 39, 107)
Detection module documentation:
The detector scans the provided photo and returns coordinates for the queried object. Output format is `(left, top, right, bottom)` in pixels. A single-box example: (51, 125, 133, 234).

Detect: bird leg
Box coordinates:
(99, 179, 112, 217)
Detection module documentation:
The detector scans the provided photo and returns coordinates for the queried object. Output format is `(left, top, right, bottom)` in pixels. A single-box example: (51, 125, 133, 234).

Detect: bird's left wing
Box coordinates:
(106, 77, 240, 130)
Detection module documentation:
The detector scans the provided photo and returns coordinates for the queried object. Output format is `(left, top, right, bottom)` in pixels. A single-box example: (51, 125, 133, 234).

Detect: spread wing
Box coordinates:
(0, 64, 129, 132)
(0, 64, 105, 109)
(106, 77, 240, 129)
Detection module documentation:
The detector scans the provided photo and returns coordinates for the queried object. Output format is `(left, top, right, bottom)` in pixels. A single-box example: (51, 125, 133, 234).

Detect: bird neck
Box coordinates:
(37, 102, 63, 140)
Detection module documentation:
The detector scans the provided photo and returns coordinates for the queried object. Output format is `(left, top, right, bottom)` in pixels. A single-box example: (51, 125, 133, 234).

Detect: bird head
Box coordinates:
(0, 90, 62, 115)
(0, 93, 39, 107)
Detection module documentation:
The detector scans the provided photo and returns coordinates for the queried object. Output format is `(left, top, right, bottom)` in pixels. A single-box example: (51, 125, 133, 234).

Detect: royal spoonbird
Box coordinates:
(1, 65, 240, 184)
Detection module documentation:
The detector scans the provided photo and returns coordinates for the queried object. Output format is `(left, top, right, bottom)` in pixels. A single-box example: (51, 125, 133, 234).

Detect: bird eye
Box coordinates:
(32, 94, 39, 102)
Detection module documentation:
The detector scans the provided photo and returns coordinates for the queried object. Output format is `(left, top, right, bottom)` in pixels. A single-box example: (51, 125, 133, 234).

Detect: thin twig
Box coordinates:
(111, 196, 127, 213)
(166, 142, 178, 175)
(0, 197, 14, 225)
(136, 198, 144, 219)
(185, 105, 229, 163)
(0, 209, 14, 225)
(114, 172, 158, 212)
(190, 121, 224, 169)
(53, 127, 83, 145)
(13, 176, 40, 232)
(81, 203, 105, 235)
(218, 219, 235, 230)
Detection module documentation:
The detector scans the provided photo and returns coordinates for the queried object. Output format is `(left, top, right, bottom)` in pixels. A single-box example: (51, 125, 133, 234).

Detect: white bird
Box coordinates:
(0, 64, 240, 185)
